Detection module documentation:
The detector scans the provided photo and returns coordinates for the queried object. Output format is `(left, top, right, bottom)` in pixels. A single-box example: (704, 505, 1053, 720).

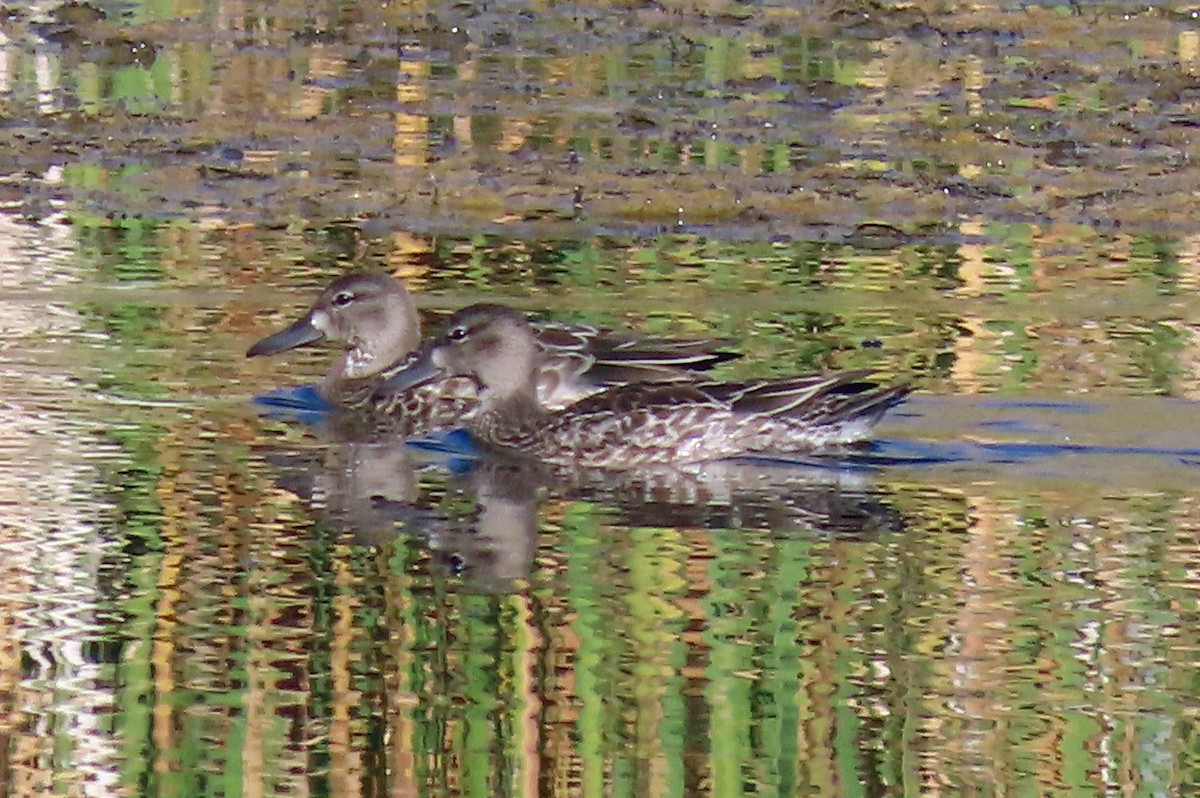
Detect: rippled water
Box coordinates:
(5, 1, 1200, 796)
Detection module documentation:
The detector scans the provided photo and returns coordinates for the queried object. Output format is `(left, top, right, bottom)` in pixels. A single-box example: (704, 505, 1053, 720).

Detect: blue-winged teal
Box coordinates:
(246, 272, 737, 431)
(375, 303, 911, 468)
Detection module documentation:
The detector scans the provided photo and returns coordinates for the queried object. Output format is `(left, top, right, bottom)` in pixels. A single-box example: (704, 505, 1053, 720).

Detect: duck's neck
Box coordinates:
(345, 342, 392, 378)
(323, 350, 382, 403)
(477, 385, 546, 440)
(320, 368, 375, 406)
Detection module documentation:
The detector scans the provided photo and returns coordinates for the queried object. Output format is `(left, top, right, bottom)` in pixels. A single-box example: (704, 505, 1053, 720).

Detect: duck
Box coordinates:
(246, 272, 738, 432)
(373, 303, 911, 468)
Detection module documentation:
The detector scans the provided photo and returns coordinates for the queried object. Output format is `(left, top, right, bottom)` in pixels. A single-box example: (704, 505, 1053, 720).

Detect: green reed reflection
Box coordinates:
(25, 205, 1189, 796)
(6, 0, 1200, 794)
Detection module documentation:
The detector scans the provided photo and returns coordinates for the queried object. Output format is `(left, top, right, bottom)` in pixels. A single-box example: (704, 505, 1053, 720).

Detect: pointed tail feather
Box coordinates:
(824, 382, 912, 427)
(727, 371, 883, 416)
(729, 372, 911, 435)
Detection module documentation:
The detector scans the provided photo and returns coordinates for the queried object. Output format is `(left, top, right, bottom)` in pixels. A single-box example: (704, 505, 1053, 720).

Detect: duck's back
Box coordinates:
(479, 373, 910, 468)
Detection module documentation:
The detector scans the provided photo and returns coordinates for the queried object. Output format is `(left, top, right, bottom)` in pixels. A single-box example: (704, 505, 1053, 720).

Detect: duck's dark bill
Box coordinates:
(246, 314, 325, 358)
(373, 350, 442, 396)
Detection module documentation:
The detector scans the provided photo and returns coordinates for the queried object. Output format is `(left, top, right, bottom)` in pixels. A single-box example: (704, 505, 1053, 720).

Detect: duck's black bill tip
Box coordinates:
(246, 317, 325, 358)
(372, 351, 441, 398)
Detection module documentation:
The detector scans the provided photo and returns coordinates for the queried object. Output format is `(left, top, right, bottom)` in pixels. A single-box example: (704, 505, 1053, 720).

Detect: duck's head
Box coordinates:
(375, 304, 541, 403)
(247, 272, 422, 380)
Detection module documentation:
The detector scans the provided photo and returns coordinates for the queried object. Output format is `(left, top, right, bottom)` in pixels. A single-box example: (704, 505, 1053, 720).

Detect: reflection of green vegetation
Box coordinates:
(71, 218, 167, 280)
(18, 1, 1200, 791)
(366, 224, 1200, 394)
(101, 430, 164, 792)
(1133, 235, 1181, 290)
(79, 381, 1200, 798)
(780, 36, 852, 84)
(1130, 321, 1185, 395)
(81, 301, 171, 398)
(559, 504, 613, 797)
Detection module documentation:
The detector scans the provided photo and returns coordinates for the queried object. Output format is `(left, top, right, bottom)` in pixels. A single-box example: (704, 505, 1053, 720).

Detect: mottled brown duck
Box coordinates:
(375, 303, 911, 468)
(247, 272, 737, 433)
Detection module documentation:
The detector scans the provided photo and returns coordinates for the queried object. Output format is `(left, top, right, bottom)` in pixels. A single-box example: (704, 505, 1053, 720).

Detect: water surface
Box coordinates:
(4, 2, 1200, 797)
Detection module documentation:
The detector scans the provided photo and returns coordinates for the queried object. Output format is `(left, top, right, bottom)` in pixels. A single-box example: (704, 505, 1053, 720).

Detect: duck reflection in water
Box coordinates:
(260, 434, 426, 548)
(263, 422, 905, 593)
(246, 271, 738, 435)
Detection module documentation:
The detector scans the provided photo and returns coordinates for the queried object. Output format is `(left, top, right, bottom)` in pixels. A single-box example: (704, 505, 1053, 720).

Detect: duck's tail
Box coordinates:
(729, 370, 912, 443)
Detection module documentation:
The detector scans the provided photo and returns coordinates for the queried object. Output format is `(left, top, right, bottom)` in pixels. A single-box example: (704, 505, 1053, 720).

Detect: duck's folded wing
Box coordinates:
(532, 322, 739, 372)
(723, 371, 911, 425)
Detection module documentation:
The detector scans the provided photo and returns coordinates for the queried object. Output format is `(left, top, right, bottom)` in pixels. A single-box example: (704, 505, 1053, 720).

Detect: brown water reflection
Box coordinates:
(2, 1, 1200, 237)
(3, 216, 1200, 795)
(3, 0, 1200, 795)
(219, 407, 1200, 797)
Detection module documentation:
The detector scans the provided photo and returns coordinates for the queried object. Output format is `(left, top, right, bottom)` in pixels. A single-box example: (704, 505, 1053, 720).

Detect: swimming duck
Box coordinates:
(374, 303, 911, 468)
(246, 272, 737, 430)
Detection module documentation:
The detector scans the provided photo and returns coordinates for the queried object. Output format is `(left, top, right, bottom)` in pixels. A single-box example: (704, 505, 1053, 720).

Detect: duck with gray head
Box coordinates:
(375, 303, 912, 468)
(246, 272, 739, 433)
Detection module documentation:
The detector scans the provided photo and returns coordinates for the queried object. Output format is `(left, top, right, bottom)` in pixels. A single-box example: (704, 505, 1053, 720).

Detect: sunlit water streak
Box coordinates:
(0, 412, 123, 797)
(0, 206, 124, 795)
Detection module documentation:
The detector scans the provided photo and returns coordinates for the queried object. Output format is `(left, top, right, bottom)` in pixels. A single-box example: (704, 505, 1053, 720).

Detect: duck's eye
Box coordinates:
(332, 291, 354, 307)
(447, 325, 469, 342)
